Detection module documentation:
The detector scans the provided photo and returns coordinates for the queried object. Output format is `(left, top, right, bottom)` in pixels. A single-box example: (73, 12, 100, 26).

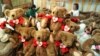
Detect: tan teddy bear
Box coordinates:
(49, 21, 81, 56)
(62, 19, 80, 33)
(24, 29, 50, 56)
(4, 8, 29, 27)
(14, 26, 36, 56)
(50, 6, 72, 31)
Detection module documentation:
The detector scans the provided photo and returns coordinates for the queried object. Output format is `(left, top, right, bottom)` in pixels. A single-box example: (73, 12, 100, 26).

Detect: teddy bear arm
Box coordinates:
(25, 45, 35, 56)
(23, 40, 33, 54)
(9, 37, 16, 44)
(82, 39, 94, 51)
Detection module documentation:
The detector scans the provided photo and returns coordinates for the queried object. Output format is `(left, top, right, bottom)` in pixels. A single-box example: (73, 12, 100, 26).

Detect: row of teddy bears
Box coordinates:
(0, 6, 100, 56)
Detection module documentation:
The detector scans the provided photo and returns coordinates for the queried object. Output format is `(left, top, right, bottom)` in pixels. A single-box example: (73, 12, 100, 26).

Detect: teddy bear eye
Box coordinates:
(53, 12, 55, 14)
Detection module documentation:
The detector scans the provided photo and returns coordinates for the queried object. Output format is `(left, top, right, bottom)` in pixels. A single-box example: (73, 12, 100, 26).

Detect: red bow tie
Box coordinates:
(55, 41, 69, 54)
(0, 21, 6, 29)
(33, 39, 48, 48)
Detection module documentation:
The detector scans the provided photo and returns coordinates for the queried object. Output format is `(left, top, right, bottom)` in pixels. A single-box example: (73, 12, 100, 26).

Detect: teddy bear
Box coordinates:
(4, 8, 30, 28)
(24, 29, 50, 56)
(35, 8, 52, 30)
(0, 8, 33, 56)
(50, 6, 67, 31)
(61, 19, 80, 34)
(82, 29, 100, 56)
(13, 25, 36, 56)
(83, 17, 100, 35)
(49, 19, 82, 56)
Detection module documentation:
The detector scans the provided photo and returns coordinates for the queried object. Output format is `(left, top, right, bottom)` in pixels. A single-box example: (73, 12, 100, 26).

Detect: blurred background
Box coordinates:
(0, 0, 100, 16)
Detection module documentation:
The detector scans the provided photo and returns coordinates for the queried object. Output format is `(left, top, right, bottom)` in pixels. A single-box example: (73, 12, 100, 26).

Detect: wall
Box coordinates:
(34, 0, 100, 13)
(11, 0, 32, 7)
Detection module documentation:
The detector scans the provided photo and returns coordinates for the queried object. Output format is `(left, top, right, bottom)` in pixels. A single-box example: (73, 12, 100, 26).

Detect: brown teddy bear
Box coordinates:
(82, 29, 100, 56)
(4, 8, 29, 27)
(52, 6, 67, 18)
(24, 29, 50, 56)
(61, 19, 80, 34)
(50, 6, 67, 31)
(36, 8, 52, 30)
(14, 26, 36, 56)
(49, 20, 81, 56)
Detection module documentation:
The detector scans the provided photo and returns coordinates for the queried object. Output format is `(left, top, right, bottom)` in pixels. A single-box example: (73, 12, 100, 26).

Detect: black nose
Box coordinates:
(12, 15, 15, 17)
(38, 37, 40, 40)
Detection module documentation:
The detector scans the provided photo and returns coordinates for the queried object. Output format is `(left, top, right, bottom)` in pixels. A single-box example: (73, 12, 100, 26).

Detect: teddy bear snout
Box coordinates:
(37, 37, 41, 40)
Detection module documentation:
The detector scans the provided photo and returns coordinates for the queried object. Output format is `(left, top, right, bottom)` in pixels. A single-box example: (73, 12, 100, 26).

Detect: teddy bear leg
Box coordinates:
(25, 45, 36, 56)
(31, 19, 36, 27)
(84, 52, 94, 56)
(46, 43, 57, 56)
(72, 51, 82, 56)
(36, 46, 48, 56)
(23, 42, 32, 54)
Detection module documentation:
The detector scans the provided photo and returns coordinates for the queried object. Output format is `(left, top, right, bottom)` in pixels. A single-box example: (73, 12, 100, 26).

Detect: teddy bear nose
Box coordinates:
(38, 37, 40, 40)
(12, 15, 15, 17)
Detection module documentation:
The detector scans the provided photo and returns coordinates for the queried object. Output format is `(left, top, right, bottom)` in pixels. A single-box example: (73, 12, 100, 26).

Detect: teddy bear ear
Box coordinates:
(17, 8, 24, 15)
(4, 9, 10, 17)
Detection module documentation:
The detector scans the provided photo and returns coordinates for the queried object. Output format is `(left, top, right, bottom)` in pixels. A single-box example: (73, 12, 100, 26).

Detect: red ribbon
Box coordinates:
(0, 21, 6, 29)
(55, 41, 69, 54)
(37, 13, 45, 18)
(42, 41, 48, 48)
(61, 24, 65, 31)
(23, 41, 28, 47)
(55, 41, 61, 47)
(71, 17, 79, 23)
(33, 39, 38, 47)
(33, 39, 48, 48)
(60, 48, 69, 54)
(57, 18, 63, 23)
(8, 20, 15, 27)
(18, 16, 24, 25)
(44, 14, 52, 20)
(18, 35, 29, 47)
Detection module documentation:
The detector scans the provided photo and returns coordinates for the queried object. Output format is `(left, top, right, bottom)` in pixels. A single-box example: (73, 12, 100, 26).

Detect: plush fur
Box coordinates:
(4, 8, 29, 27)
(25, 29, 50, 56)
(0, 18, 18, 56)
(82, 30, 100, 56)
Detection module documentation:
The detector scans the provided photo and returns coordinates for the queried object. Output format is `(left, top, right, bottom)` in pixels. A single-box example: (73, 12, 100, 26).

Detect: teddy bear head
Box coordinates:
(82, 29, 100, 52)
(92, 33, 100, 44)
(92, 29, 100, 35)
(65, 19, 80, 33)
(15, 26, 36, 40)
(4, 8, 24, 20)
(60, 31, 77, 47)
(52, 6, 67, 18)
(92, 29, 100, 44)
(34, 29, 50, 42)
